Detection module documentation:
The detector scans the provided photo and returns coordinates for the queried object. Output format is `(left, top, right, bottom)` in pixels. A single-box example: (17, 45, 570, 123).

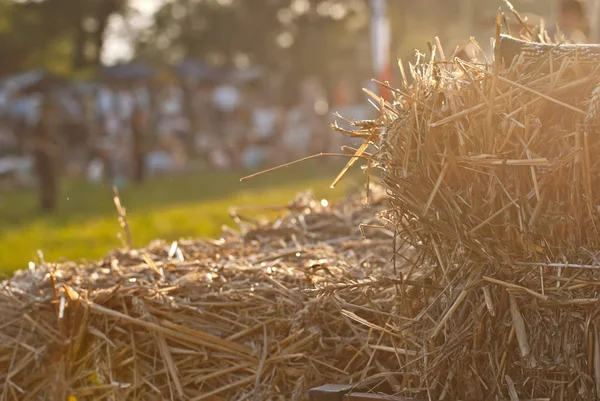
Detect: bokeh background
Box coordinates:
(0, 0, 574, 273)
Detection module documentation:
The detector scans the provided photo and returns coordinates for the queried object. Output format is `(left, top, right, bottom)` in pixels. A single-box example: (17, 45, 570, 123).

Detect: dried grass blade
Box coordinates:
(330, 131, 378, 188)
(508, 295, 534, 366)
(483, 276, 548, 301)
(156, 332, 184, 399)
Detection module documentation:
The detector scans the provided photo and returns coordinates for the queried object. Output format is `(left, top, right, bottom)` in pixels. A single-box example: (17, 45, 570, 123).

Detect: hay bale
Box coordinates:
(328, 32, 600, 399)
(1, 189, 417, 400)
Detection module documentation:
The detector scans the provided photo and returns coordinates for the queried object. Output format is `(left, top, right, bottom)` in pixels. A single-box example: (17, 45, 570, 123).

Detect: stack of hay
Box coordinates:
(326, 29, 600, 399)
(1, 189, 422, 401)
(7, 27, 600, 401)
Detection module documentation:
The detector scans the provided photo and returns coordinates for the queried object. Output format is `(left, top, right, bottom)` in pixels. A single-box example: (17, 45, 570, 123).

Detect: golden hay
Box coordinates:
(8, 17, 600, 401)
(1, 189, 421, 401)
(327, 27, 600, 399)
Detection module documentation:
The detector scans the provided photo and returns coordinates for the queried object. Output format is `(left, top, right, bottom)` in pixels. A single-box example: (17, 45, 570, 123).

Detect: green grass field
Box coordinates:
(0, 161, 364, 275)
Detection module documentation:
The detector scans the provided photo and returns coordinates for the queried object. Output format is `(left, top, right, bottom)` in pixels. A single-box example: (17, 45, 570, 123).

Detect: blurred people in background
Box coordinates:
(131, 105, 146, 183)
(60, 91, 87, 175)
(30, 96, 58, 212)
(104, 100, 123, 186)
(0, 60, 370, 212)
(212, 78, 242, 139)
(243, 93, 283, 169)
(97, 84, 114, 121)
(131, 83, 150, 183)
(190, 80, 217, 155)
(157, 84, 189, 168)
(298, 76, 330, 154)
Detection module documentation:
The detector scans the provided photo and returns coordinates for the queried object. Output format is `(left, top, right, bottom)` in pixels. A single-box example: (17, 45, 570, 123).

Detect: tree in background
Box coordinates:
(135, 0, 373, 103)
(132, 0, 554, 95)
(70, 0, 128, 70)
(0, 0, 128, 76)
(0, 0, 556, 78)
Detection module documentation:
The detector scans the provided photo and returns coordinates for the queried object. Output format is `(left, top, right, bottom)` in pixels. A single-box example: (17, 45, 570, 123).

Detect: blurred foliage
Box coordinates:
(134, 0, 553, 91)
(0, 0, 554, 78)
(0, 0, 127, 76)
(136, 0, 375, 103)
(138, 0, 369, 66)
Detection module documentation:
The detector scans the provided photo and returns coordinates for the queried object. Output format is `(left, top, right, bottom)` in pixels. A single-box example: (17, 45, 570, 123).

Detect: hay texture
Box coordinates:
(7, 24, 600, 401)
(328, 28, 600, 399)
(1, 189, 421, 401)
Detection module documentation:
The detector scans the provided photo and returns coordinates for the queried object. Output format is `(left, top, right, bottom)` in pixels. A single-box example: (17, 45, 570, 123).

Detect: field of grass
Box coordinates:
(0, 161, 364, 275)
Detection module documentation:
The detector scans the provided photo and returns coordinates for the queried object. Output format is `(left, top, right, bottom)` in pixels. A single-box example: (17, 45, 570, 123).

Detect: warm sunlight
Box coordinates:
(2, 1, 599, 399)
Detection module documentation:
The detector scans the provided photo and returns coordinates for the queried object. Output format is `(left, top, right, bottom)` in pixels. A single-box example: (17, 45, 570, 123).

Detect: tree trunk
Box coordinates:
(72, 3, 87, 70)
(92, 15, 108, 65)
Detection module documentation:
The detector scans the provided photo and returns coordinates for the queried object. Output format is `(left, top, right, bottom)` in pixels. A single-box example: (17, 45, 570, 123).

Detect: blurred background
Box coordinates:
(0, 0, 584, 272)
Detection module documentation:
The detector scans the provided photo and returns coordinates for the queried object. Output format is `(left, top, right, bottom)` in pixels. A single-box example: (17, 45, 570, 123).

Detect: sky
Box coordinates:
(101, 0, 163, 65)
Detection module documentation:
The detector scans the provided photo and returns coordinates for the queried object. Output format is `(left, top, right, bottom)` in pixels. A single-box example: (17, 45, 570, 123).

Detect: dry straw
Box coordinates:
(324, 13, 600, 400)
(6, 9, 600, 401)
(1, 189, 421, 400)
